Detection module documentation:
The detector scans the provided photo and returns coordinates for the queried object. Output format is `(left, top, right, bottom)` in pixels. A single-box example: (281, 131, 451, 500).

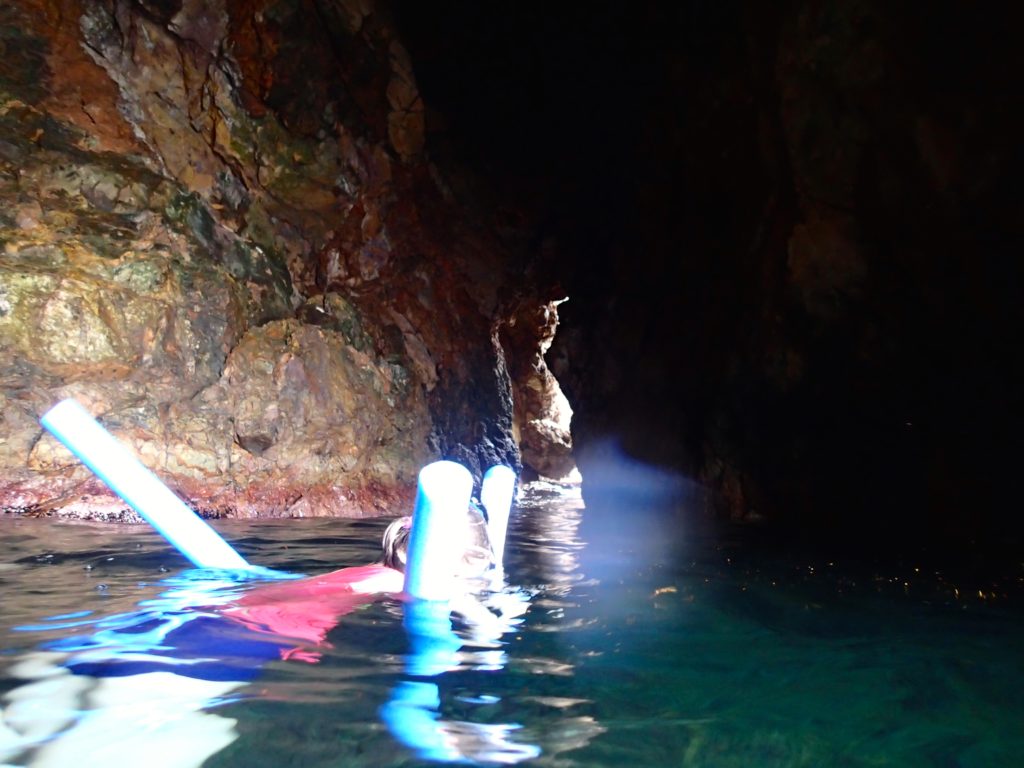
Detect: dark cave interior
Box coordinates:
(393, 1, 1024, 559)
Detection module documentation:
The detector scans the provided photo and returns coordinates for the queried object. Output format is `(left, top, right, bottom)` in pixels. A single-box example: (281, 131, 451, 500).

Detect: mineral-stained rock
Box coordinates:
(386, 40, 425, 161)
(0, 0, 533, 520)
(499, 297, 575, 480)
(215, 319, 431, 485)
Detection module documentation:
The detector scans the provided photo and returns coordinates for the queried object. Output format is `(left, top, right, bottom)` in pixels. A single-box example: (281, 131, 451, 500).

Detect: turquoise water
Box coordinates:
(1, 481, 1022, 767)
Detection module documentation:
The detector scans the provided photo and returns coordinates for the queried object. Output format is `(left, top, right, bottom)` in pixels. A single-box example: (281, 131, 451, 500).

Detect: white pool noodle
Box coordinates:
(403, 461, 473, 601)
(481, 465, 516, 567)
(40, 399, 251, 570)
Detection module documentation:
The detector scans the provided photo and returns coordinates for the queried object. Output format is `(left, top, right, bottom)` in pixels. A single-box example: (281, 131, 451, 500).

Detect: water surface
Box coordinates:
(1, 481, 1022, 767)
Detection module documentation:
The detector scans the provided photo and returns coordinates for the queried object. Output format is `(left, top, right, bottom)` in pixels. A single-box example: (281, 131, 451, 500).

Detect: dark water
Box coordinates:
(2, 481, 1023, 767)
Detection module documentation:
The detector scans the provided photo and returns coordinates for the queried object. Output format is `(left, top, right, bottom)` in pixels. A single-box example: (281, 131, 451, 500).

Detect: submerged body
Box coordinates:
(221, 506, 504, 659)
(222, 563, 404, 657)
(1, 496, 517, 765)
(58, 507, 499, 681)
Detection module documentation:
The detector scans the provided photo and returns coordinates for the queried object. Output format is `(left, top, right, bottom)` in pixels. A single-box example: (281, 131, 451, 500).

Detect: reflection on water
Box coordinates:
(2, 478, 1024, 767)
(0, 488, 604, 767)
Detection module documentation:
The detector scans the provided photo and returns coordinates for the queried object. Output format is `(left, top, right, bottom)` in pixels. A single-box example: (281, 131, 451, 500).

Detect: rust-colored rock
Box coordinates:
(500, 296, 575, 480)
(0, 0, 537, 519)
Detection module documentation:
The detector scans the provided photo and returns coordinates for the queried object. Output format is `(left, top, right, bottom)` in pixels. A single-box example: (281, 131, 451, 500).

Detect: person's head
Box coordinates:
(381, 515, 413, 570)
(381, 504, 495, 578)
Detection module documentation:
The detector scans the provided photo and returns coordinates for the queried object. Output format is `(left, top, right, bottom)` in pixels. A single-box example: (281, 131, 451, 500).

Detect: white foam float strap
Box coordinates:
(403, 460, 474, 601)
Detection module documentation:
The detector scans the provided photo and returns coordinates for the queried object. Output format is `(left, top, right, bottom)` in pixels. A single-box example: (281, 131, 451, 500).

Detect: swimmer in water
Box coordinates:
(380, 503, 495, 575)
(1, 450, 535, 767)
(222, 503, 500, 656)
(0, 505, 533, 767)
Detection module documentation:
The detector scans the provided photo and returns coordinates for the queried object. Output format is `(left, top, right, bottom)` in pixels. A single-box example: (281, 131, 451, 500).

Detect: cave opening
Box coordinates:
(0, 0, 1019, 571)
(1, 2, 1023, 764)
(393, 0, 1024, 566)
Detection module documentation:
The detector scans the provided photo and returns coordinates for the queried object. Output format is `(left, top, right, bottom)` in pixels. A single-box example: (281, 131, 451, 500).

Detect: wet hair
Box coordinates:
(380, 505, 495, 575)
(381, 515, 412, 570)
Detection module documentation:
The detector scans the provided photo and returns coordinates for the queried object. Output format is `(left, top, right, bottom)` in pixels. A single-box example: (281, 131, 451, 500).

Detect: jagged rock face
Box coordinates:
(499, 296, 574, 481)
(0, 0, 526, 519)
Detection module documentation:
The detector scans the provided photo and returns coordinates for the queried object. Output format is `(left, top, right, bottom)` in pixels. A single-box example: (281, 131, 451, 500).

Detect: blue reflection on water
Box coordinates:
(382, 592, 542, 764)
(2, 526, 557, 766)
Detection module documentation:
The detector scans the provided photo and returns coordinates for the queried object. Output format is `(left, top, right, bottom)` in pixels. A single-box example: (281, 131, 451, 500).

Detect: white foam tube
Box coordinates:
(480, 465, 516, 568)
(40, 399, 251, 571)
(403, 460, 474, 602)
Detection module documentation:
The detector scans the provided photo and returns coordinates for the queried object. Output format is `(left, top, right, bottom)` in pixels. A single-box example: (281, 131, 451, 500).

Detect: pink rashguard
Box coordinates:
(221, 564, 405, 660)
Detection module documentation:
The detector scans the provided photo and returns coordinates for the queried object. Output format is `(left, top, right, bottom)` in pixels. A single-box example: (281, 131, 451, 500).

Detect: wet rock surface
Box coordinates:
(0, 0, 545, 519)
(499, 296, 574, 481)
(6, 0, 1018, 554)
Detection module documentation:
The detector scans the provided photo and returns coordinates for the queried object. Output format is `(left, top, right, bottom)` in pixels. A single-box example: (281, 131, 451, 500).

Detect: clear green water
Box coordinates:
(1, 481, 1022, 767)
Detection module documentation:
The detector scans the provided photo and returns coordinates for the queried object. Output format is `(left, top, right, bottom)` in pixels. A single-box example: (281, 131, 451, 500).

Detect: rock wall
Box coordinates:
(498, 295, 574, 481)
(7, 0, 1017, 548)
(0, 0, 529, 519)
